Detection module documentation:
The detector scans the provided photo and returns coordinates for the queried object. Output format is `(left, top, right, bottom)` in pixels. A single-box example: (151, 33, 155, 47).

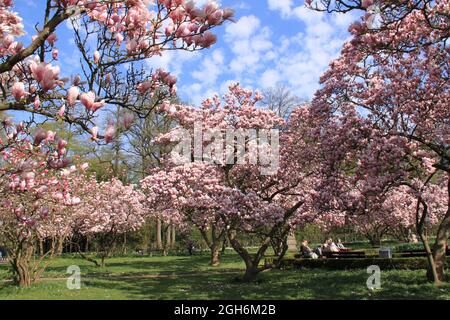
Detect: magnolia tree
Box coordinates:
(343, 184, 447, 245)
(308, 0, 450, 283)
(142, 162, 226, 265)
(0, 0, 232, 279)
(71, 176, 145, 267)
(0, 119, 85, 286)
(142, 85, 323, 280)
(0, 0, 233, 140)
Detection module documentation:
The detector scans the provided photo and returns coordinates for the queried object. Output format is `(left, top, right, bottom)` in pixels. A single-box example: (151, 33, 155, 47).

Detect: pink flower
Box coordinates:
(67, 86, 79, 107)
(115, 33, 124, 46)
(34, 96, 40, 109)
(105, 73, 112, 85)
(52, 48, 58, 60)
(81, 91, 95, 109)
(58, 105, 65, 117)
(194, 32, 217, 48)
(47, 33, 57, 46)
(93, 51, 101, 64)
(11, 82, 29, 101)
(70, 197, 81, 206)
(33, 128, 47, 146)
(29, 60, 60, 91)
(222, 8, 235, 20)
(121, 113, 134, 130)
(91, 126, 99, 141)
(165, 23, 175, 37)
(105, 125, 116, 143)
(361, 0, 374, 8)
(46, 130, 56, 141)
(72, 75, 81, 86)
(80, 91, 105, 112)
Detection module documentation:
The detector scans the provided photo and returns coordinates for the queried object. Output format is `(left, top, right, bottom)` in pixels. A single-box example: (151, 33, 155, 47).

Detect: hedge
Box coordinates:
(270, 257, 450, 270)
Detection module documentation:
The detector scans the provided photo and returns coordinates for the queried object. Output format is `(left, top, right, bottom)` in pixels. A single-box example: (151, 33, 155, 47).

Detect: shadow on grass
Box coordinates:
(1, 255, 448, 300)
(80, 268, 450, 300)
(21, 254, 244, 280)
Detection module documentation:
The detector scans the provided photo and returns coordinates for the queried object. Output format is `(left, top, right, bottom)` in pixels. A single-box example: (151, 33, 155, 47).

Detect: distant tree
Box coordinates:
(261, 85, 302, 120)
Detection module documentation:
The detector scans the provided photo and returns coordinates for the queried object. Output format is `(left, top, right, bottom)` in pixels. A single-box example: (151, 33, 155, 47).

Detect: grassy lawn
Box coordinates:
(0, 254, 449, 300)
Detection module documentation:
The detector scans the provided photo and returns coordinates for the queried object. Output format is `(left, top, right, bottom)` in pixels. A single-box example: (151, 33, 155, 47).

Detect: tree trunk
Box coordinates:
(123, 233, 127, 254)
(415, 194, 441, 285)
(170, 225, 176, 249)
(10, 244, 34, 287)
(39, 239, 44, 256)
(161, 224, 170, 256)
(221, 238, 227, 254)
(156, 219, 162, 250)
(167, 225, 172, 249)
(429, 183, 450, 283)
(227, 230, 268, 281)
(242, 264, 260, 282)
(56, 237, 64, 255)
(12, 259, 32, 287)
(69, 236, 73, 253)
(210, 243, 220, 266)
(419, 230, 440, 284)
(368, 235, 381, 247)
(430, 213, 450, 282)
(199, 227, 225, 266)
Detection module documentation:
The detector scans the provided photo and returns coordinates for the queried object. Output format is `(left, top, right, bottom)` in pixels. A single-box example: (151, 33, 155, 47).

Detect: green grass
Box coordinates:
(0, 254, 449, 300)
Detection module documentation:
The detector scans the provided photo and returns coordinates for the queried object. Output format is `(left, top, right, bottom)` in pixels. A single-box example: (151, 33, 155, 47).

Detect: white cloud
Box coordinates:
(225, 15, 273, 75)
(178, 2, 360, 106)
(260, 69, 281, 88)
(267, 0, 293, 18)
(182, 49, 226, 105)
(225, 15, 261, 40)
(191, 49, 225, 86)
(264, 0, 359, 99)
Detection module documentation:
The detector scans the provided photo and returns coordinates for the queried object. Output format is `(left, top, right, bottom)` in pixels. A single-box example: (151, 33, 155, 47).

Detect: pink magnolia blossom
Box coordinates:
(80, 91, 105, 112)
(11, 82, 28, 101)
(52, 48, 58, 60)
(46, 33, 57, 46)
(104, 125, 116, 144)
(58, 104, 65, 117)
(93, 50, 100, 64)
(90, 126, 99, 141)
(29, 59, 61, 91)
(67, 86, 79, 107)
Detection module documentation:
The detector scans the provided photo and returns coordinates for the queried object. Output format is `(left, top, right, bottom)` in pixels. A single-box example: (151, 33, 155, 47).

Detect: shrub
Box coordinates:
(273, 257, 450, 270)
(393, 243, 426, 252)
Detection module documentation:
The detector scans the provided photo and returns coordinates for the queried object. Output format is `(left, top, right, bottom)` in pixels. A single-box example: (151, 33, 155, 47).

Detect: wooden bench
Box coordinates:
(323, 250, 366, 259)
(295, 250, 366, 259)
(399, 248, 450, 258)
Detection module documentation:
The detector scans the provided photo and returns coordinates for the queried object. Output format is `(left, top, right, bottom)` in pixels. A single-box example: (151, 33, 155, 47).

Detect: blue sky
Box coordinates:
(15, 0, 359, 106)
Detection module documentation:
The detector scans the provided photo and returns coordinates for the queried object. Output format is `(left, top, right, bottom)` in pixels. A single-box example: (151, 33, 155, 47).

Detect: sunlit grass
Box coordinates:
(0, 254, 448, 300)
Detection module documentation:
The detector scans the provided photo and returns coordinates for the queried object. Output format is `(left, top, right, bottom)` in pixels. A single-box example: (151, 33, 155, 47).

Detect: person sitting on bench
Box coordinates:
(300, 240, 318, 259)
(336, 238, 346, 250)
(326, 238, 339, 253)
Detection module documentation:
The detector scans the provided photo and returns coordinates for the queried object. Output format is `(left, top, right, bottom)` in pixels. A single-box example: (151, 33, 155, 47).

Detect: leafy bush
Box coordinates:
(274, 257, 450, 270)
(393, 243, 426, 252)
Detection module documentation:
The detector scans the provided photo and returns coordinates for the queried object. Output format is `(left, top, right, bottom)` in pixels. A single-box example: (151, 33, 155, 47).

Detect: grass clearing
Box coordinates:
(0, 254, 448, 300)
